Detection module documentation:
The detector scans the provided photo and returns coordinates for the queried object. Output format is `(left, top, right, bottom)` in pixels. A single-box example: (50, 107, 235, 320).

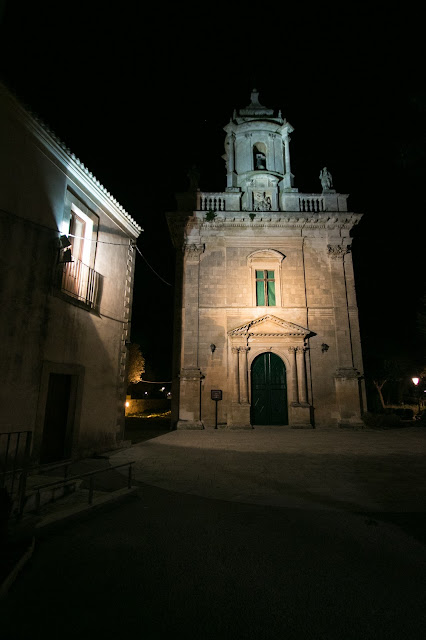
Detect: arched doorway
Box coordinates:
(251, 352, 288, 425)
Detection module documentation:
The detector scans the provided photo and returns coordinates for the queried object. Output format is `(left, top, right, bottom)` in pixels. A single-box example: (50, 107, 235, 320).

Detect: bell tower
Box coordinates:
(223, 89, 297, 212)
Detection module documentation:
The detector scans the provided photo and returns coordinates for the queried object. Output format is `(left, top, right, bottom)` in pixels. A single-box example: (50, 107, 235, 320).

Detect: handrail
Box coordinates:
(3, 458, 73, 479)
(26, 461, 135, 512)
(29, 461, 135, 492)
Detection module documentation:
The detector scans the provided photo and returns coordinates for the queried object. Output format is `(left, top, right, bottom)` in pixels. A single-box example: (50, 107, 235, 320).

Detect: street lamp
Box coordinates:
(412, 377, 421, 414)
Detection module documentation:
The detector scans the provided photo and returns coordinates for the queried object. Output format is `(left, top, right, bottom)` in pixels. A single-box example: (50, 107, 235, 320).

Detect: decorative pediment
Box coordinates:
(228, 314, 310, 338)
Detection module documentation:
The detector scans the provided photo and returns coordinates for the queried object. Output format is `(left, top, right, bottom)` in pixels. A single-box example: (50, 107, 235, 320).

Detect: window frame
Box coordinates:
(247, 249, 285, 308)
(61, 191, 99, 269)
(255, 269, 276, 306)
(57, 191, 101, 309)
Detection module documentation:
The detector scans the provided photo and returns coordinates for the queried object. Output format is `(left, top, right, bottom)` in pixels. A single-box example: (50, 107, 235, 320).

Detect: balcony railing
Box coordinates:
(57, 259, 101, 308)
(196, 191, 348, 213)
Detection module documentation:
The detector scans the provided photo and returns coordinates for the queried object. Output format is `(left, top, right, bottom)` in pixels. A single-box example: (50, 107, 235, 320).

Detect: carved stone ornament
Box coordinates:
(327, 244, 351, 259)
(183, 243, 205, 257)
(253, 191, 272, 212)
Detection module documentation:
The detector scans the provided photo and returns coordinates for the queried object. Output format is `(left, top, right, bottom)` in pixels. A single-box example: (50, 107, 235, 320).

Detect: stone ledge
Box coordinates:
(176, 420, 204, 430)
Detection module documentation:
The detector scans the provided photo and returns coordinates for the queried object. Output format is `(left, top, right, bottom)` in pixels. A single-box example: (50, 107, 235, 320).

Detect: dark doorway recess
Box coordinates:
(40, 373, 75, 463)
(251, 352, 288, 425)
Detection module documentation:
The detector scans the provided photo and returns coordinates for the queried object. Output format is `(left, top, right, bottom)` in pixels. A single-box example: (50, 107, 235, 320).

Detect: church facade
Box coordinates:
(168, 91, 365, 429)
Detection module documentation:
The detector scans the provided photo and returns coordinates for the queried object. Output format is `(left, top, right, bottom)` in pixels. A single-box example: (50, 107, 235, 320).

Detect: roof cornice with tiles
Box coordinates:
(0, 82, 142, 238)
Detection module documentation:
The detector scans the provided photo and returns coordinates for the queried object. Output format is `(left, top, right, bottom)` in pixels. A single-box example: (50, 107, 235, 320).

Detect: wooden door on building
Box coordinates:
(40, 374, 75, 463)
(251, 352, 288, 425)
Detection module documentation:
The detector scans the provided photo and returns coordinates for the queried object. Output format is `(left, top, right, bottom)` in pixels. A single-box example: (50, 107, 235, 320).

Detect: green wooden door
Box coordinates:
(251, 353, 288, 425)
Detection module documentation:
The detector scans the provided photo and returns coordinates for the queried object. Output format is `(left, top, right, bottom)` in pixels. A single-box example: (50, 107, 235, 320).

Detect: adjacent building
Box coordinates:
(168, 90, 365, 429)
(0, 83, 142, 461)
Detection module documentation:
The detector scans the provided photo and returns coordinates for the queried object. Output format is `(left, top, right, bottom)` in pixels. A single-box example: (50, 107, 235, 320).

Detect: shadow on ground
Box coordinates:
(124, 416, 171, 444)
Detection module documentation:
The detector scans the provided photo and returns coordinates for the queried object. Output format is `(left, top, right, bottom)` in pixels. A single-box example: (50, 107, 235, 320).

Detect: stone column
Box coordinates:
(284, 136, 291, 178)
(328, 243, 363, 427)
(268, 133, 276, 172)
(228, 345, 251, 428)
(226, 134, 235, 188)
(289, 346, 312, 429)
(296, 347, 308, 404)
(238, 347, 249, 404)
(177, 243, 204, 429)
(288, 347, 299, 404)
(328, 244, 353, 370)
(231, 347, 240, 403)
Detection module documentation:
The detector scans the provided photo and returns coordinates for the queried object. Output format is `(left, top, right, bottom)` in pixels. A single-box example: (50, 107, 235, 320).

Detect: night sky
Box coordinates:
(1, 3, 425, 385)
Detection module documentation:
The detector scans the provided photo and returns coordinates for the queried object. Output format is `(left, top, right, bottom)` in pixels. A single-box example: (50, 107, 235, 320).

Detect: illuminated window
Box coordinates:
(57, 192, 100, 308)
(256, 270, 276, 306)
(69, 207, 93, 265)
(247, 249, 285, 307)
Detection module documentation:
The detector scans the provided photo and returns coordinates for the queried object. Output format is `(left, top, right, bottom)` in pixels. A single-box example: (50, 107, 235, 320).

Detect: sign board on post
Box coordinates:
(211, 390, 222, 428)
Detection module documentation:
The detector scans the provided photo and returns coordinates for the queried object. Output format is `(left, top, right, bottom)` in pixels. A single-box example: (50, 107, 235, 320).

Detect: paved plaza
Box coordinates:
(112, 425, 426, 515)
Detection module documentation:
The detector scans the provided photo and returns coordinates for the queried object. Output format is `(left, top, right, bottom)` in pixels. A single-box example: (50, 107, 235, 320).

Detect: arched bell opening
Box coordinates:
(253, 142, 267, 170)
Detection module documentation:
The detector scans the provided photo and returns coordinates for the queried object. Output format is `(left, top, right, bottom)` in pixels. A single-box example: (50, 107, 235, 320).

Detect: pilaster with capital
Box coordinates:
(327, 243, 354, 370)
(283, 136, 292, 190)
(288, 347, 299, 404)
(296, 347, 308, 405)
(238, 346, 250, 404)
(231, 347, 240, 403)
(226, 133, 235, 188)
(177, 241, 205, 429)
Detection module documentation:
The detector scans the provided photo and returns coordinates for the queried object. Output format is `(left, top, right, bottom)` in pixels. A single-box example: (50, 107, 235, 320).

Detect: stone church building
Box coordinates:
(168, 90, 365, 429)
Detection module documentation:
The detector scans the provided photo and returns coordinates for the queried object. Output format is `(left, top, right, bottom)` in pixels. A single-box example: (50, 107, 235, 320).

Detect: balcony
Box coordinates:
(56, 259, 101, 309)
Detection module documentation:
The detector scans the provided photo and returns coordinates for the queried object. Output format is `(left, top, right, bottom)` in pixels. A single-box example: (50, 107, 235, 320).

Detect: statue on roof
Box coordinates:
(187, 165, 200, 192)
(319, 167, 333, 191)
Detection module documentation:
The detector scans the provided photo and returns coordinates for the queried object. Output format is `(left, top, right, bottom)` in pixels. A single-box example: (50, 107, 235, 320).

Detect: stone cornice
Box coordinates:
(0, 82, 142, 238)
(197, 211, 362, 231)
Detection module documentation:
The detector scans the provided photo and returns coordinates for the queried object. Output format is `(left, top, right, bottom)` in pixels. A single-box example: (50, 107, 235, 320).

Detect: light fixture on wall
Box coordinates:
(59, 248, 73, 263)
(58, 235, 73, 263)
(321, 343, 329, 353)
(59, 234, 71, 249)
(210, 344, 216, 353)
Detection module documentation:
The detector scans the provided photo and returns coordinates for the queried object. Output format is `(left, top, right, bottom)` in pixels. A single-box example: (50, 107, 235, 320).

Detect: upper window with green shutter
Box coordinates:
(255, 270, 276, 306)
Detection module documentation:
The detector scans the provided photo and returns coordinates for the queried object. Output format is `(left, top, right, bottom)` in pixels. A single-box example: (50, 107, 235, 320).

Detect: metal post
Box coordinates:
(35, 489, 41, 514)
(88, 476, 94, 504)
(18, 431, 32, 518)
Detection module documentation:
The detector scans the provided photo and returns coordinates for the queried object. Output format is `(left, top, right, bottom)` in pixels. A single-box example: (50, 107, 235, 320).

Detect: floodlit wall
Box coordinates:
(0, 84, 141, 459)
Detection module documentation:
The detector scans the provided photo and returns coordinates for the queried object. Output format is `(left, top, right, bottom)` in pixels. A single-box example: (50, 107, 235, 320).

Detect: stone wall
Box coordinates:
(125, 399, 171, 416)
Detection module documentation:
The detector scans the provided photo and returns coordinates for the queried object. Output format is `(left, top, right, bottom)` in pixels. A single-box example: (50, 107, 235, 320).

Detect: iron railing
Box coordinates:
(0, 431, 32, 516)
(57, 259, 101, 308)
(28, 461, 135, 514)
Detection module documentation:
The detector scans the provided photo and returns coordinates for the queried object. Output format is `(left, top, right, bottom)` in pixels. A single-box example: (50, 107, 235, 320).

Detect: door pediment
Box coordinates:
(228, 314, 311, 338)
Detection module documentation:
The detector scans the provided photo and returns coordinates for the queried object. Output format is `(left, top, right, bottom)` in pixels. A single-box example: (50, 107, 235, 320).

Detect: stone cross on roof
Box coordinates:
(239, 89, 274, 117)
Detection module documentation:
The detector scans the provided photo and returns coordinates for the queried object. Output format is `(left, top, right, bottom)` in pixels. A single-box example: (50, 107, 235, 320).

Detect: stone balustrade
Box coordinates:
(196, 191, 242, 212)
(196, 190, 348, 213)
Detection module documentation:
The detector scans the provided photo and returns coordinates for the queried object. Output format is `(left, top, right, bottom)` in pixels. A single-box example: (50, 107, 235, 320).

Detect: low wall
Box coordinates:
(125, 398, 170, 417)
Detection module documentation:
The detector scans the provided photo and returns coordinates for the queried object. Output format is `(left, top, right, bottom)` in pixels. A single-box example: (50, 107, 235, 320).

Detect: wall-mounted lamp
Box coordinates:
(59, 234, 71, 249)
(321, 343, 329, 353)
(210, 344, 216, 353)
(59, 248, 73, 263)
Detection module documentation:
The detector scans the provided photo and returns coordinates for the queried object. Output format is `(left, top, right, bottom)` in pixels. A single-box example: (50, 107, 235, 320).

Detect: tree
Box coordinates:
(127, 343, 145, 386)
(371, 359, 405, 409)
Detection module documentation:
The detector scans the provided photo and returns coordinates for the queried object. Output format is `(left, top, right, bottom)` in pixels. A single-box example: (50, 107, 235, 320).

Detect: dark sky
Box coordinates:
(1, 3, 425, 380)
